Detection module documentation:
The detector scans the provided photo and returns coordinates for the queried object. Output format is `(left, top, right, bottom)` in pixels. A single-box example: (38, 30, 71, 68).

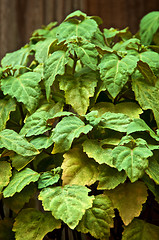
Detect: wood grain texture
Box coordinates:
(0, 0, 159, 60)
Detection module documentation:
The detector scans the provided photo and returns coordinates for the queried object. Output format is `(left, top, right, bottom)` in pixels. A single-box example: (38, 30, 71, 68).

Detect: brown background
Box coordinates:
(0, 0, 159, 60)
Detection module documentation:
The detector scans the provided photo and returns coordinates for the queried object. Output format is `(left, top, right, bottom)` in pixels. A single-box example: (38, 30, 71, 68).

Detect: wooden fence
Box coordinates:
(0, 0, 159, 60)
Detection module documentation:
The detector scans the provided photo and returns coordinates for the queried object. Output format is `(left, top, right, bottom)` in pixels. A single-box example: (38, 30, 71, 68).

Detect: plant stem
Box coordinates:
(72, 52, 78, 74)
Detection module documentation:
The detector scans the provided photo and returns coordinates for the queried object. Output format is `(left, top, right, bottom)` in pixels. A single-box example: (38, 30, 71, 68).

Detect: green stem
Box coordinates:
(72, 52, 78, 74)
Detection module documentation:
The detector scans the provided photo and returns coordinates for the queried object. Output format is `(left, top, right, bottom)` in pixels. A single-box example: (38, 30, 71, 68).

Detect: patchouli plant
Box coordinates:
(0, 10, 159, 240)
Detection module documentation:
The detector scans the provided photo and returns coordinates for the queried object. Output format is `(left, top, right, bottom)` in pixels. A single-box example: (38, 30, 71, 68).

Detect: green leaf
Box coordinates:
(68, 40, 98, 70)
(105, 181, 148, 225)
(82, 139, 113, 166)
(44, 50, 69, 100)
(3, 168, 40, 197)
(137, 60, 157, 86)
(122, 219, 159, 240)
(112, 135, 153, 182)
(51, 116, 92, 154)
(76, 194, 115, 239)
(99, 112, 131, 132)
(140, 11, 159, 45)
(11, 154, 36, 171)
(4, 184, 36, 213)
(56, 18, 97, 42)
(13, 208, 61, 240)
(137, 51, 159, 75)
(38, 167, 61, 189)
(0, 129, 39, 156)
(98, 164, 127, 190)
(58, 69, 98, 115)
(146, 153, 159, 184)
(1, 46, 31, 67)
(34, 38, 57, 63)
(62, 147, 99, 186)
(104, 27, 131, 40)
(127, 118, 159, 141)
(1, 72, 42, 112)
(91, 102, 143, 119)
(0, 219, 14, 240)
(0, 98, 16, 131)
(39, 185, 94, 229)
(20, 101, 63, 137)
(30, 135, 53, 149)
(132, 75, 159, 127)
(98, 53, 138, 98)
(0, 161, 12, 193)
(64, 10, 87, 21)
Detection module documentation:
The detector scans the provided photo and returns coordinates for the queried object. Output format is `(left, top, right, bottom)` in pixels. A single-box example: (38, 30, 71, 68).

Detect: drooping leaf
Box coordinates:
(76, 194, 115, 239)
(122, 219, 159, 240)
(145, 153, 159, 184)
(132, 75, 159, 127)
(0, 98, 16, 131)
(39, 185, 94, 229)
(68, 40, 98, 70)
(1, 46, 31, 67)
(140, 11, 159, 45)
(1, 72, 42, 112)
(112, 135, 153, 182)
(98, 53, 138, 98)
(142, 174, 159, 204)
(3, 168, 40, 197)
(0, 129, 39, 156)
(20, 101, 63, 137)
(44, 50, 69, 99)
(127, 118, 159, 141)
(13, 208, 61, 240)
(34, 38, 57, 63)
(137, 60, 157, 86)
(0, 219, 14, 240)
(4, 184, 36, 213)
(137, 51, 159, 74)
(104, 27, 131, 40)
(59, 68, 98, 115)
(51, 116, 92, 154)
(38, 167, 61, 189)
(0, 161, 12, 193)
(56, 18, 97, 42)
(91, 102, 143, 119)
(105, 181, 148, 225)
(98, 164, 127, 190)
(11, 154, 36, 171)
(62, 147, 99, 186)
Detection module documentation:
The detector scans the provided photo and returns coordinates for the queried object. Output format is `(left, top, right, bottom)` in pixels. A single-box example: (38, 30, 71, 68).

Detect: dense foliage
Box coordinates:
(0, 10, 159, 240)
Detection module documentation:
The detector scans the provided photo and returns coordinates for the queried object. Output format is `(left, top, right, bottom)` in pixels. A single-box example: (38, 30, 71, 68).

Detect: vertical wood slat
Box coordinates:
(0, 0, 159, 61)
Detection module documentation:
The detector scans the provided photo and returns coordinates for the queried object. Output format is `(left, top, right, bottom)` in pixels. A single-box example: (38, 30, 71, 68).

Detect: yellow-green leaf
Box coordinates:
(0, 98, 16, 131)
(39, 185, 94, 229)
(62, 147, 99, 186)
(105, 181, 148, 225)
(76, 194, 115, 239)
(0, 161, 12, 193)
(13, 208, 61, 240)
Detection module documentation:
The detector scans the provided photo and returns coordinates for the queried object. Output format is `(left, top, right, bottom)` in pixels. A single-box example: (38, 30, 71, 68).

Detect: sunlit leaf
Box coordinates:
(112, 135, 153, 182)
(51, 116, 92, 154)
(0, 129, 39, 156)
(39, 185, 94, 229)
(58, 68, 97, 115)
(0, 98, 16, 131)
(1, 72, 42, 112)
(3, 168, 40, 197)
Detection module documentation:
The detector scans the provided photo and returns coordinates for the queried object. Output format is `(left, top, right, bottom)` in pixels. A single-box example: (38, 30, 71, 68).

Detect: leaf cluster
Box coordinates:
(0, 10, 159, 240)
